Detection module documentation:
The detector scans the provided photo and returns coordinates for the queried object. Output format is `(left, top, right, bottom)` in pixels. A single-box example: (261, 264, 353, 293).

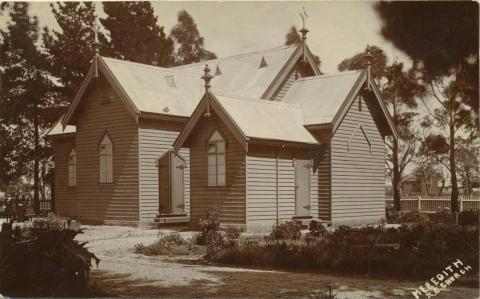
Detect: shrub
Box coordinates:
(211, 222, 479, 280)
(205, 229, 224, 261)
(269, 221, 302, 241)
(32, 212, 69, 231)
(459, 210, 479, 226)
(197, 206, 221, 245)
(223, 226, 242, 247)
(306, 220, 327, 239)
(134, 232, 204, 256)
(0, 219, 99, 297)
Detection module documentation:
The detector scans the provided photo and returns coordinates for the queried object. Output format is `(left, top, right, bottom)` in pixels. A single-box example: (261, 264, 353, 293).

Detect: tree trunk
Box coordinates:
(438, 179, 445, 196)
(449, 122, 459, 217)
(33, 102, 40, 214)
(392, 137, 401, 211)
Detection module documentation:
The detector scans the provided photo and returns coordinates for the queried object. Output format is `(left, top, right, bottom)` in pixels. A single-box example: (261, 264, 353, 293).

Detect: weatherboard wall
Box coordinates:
(74, 76, 139, 225)
(245, 146, 320, 231)
(186, 112, 246, 227)
(138, 119, 190, 225)
(331, 95, 386, 224)
(53, 136, 77, 218)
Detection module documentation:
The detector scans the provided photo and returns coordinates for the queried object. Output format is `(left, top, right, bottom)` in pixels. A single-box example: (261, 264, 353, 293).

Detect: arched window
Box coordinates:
(207, 130, 226, 186)
(99, 134, 113, 183)
(68, 148, 76, 187)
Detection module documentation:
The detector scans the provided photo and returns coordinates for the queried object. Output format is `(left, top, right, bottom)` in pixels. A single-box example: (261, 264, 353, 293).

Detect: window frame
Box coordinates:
(67, 148, 76, 187)
(99, 133, 114, 184)
(207, 130, 226, 187)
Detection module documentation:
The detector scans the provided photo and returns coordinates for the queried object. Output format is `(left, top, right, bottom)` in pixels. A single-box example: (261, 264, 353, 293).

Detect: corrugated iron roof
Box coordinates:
(282, 70, 363, 125)
(102, 57, 204, 117)
(215, 94, 319, 145)
(172, 45, 299, 99)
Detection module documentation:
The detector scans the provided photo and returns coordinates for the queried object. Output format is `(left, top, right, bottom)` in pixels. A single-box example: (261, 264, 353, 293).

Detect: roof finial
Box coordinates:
(93, 17, 101, 78)
(202, 64, 213, 118)
(202, 64, 213, 92)
(365, 45, 373, 91)
(299, 7, 309, 42)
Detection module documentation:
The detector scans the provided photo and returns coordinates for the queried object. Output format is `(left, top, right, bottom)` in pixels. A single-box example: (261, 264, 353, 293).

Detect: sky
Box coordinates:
(5, 0, 413, 74)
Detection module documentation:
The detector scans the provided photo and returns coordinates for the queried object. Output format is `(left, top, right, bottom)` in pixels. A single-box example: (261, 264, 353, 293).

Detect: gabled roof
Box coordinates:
(283, 70, 398, 139)
(173, 92, 319, 152)
(215, 94, 318, 144)
(102, 57, 203, 117)
(61, 44, 313, 128)
(283, 70, 363, 125)
(171, 45, 301, 99)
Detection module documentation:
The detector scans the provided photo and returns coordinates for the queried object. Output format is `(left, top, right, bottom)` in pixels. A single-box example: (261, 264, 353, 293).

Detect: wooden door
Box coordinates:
(295, 159, 311, 217)
(158, 152, 170, 214)
(171, 154, 185, 214)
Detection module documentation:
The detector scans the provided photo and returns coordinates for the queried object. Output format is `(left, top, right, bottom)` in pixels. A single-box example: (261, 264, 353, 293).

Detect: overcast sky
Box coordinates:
(13, 1, 413, 74)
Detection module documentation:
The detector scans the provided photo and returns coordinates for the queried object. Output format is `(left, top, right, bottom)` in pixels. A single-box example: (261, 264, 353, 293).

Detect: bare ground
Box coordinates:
(78, 225, 480, 299)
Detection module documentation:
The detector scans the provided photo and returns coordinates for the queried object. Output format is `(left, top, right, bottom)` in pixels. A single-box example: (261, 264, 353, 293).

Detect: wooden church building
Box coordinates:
(48, 28, 397, 230)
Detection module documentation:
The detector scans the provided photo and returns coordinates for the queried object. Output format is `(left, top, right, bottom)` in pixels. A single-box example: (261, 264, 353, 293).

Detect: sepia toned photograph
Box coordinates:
(0, 1, 478, 298)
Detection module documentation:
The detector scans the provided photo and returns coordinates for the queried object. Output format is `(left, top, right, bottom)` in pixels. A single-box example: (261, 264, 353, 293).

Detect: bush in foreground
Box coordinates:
(211, 222, 479, 281)
(134, 232, 204, 256)
(0, 213, 99, 297)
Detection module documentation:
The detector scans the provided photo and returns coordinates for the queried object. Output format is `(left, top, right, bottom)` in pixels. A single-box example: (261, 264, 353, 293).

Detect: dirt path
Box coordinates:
(78, 225, 479, 298)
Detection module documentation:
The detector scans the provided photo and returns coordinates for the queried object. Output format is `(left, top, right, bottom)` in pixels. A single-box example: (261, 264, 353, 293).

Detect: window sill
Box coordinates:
(204, 185, 229, 191)
(99, 182, 115, 185)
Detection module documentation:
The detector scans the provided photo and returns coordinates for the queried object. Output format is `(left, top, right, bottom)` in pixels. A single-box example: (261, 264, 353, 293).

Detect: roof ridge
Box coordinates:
(216, 93, 301, 109)
(295, 70, 363, 82)
(101, 56, 202, 79)
(172, 44, 299, 70)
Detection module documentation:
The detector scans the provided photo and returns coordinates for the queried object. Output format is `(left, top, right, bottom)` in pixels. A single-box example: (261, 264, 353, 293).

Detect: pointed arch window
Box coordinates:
(207, 130, 226, 186)
(67, 148, 76, 187)
(99, 134, 113, 183)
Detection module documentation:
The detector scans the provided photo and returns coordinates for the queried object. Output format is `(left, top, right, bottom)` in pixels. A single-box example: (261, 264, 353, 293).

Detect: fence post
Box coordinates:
(460, 196, 463, 212)
(418, 195, 422, 212)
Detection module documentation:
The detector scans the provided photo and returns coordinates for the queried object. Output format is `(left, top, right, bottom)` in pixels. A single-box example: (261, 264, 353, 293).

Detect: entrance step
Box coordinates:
(292, 216, 313, 228)
(153, 214, 189, 228)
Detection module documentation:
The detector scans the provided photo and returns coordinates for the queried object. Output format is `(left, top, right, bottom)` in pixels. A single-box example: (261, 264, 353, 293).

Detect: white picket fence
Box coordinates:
(385, 195, 480, 212)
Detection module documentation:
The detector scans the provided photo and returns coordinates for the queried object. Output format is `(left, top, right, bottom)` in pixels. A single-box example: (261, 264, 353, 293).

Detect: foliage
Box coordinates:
(375, 2, 478, 86)
(134, 232, 204, 256)
(269, 221, 302, 241)
(308, 284, 337, 299)
(0, 2, 56, 212)
(306, 220, 327, 239)
(170, 10, 216, 65)
(0, 219, 99, 297)
(338, 45, 387, 81)
(223, 225, 242, 247)
(101, 1, 174, 67)
(212, 223, 479, 280)
(458, 210, 480, 226)
(197, 205, 221, 245)
(32, 212, 70, 231)
(42, 2, 106, 102)
(376, 1, 479, 214)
